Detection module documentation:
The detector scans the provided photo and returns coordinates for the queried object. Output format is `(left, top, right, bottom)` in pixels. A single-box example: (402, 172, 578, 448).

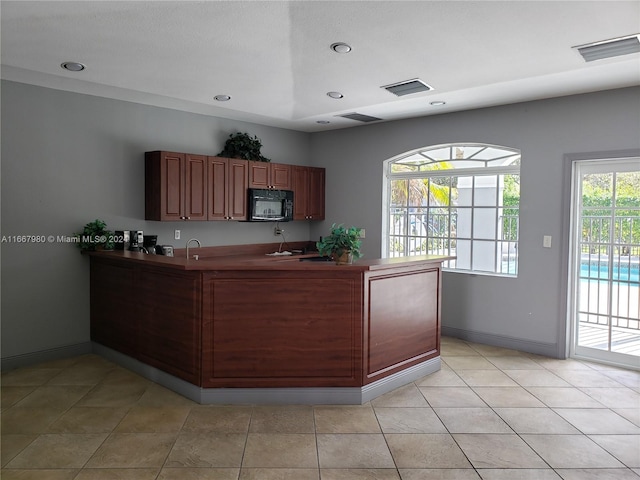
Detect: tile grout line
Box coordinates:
(2, 340, 639, 477)
(444, 339, 639, 476)
(442, 342, 556, 477)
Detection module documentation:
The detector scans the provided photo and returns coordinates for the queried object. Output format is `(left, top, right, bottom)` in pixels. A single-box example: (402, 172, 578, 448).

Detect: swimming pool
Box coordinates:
(580, 262, 640, 283)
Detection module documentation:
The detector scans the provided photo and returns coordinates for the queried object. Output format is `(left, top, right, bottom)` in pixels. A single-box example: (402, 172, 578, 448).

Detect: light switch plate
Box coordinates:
(174, 230, 181, 240)
(543, 235, 552, 248)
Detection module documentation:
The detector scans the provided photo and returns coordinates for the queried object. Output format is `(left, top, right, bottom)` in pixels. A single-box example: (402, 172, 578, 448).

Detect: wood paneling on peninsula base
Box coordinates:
(365, 268, 439, 382)
(90, 247, 450, 404)
(203, 272, 361, 387)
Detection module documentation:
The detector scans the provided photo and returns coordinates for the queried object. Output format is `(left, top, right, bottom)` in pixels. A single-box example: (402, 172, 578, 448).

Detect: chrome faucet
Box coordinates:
(186, 238, 201, 260)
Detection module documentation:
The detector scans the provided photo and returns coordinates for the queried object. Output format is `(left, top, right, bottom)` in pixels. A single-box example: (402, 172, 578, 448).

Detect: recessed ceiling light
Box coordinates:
(316, 120, 331, 124)
(330, 42, 352, 54)
(61, 61, 85, 72)
(327, 91, 344, 99)
(430, 101, 446, 106)
(214, 95, 231, 102)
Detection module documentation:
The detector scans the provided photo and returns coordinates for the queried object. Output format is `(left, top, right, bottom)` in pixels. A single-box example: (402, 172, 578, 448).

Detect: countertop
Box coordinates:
(90, 249, 454, 272)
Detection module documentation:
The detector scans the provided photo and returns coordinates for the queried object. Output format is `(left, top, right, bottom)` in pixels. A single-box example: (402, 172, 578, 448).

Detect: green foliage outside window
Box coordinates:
(581, 172, 640, 255)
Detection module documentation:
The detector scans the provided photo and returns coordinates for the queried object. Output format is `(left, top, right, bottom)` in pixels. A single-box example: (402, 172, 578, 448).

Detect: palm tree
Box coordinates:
(390, 162, 454, 255)
(390, 162, 453, 207)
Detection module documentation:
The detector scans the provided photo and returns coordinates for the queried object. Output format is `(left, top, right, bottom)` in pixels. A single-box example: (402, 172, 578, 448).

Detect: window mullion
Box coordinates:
(495, 174, 501, 272)
(470, 176, 475, 271)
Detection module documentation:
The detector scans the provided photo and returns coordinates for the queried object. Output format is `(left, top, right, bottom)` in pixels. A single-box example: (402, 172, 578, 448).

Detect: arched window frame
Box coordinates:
(383, 143, 521, 276)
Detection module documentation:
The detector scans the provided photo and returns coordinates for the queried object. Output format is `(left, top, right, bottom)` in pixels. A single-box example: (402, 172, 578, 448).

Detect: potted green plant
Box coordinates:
(316, 223, 363, 265)
(218, 132, 271, 162)
(73, 219, 115, 251)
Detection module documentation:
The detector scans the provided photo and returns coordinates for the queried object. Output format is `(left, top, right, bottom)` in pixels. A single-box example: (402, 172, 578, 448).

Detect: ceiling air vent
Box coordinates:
(338, 113, 383, 123)
(575, 34, 640, 62)
(382, 78, 433, 96)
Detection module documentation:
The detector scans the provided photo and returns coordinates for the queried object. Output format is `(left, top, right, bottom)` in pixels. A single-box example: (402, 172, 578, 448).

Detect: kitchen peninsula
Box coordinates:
(90, 244, 451, 404)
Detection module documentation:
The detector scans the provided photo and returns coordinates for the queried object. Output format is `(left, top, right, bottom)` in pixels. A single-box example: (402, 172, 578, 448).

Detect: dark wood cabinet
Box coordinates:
(202, 270, 362, 387)
(292, 166, 325, 220)
(146, 151, 324, 222)
(307, 167, 325, 220)
(90, 257, 202, 385)
(90, 258, 137, 357)
(364, 268, 440, 383)
(137, 267, 202, 385)
(145, 151, 207, 221)
(249, 161, 291, 190)
(91, 252, 444, 391)
(207, 156, 249, 221)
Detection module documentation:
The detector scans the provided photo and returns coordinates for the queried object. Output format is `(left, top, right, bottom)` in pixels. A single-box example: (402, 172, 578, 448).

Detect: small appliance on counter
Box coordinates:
(128, 230, 144, 252)
(143, 235, 158, 254)
(114, 230, 145, 251)
(115, 229, 171, 255)
(114, 230, 130, 250)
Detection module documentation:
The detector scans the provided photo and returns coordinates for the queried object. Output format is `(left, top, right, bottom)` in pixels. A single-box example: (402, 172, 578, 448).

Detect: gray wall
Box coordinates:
(2, 80, 639, 363)
(1, 80, 311, 361)
(310, 87, 640, 356)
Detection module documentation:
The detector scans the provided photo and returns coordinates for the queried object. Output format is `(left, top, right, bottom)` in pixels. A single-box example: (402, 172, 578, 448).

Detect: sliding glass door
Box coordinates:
(569, 159, 640, 368)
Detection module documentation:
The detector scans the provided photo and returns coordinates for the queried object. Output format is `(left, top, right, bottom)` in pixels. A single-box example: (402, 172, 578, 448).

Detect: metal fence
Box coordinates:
(389, 209, 520, 275)
(579, 214, 640, 332)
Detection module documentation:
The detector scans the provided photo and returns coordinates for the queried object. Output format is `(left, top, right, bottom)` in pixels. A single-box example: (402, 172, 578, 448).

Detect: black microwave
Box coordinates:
(248, 188, 294, 222)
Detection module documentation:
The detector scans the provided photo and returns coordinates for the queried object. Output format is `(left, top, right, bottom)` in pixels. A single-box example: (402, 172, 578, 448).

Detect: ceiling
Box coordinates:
(2, 1, 639, 132)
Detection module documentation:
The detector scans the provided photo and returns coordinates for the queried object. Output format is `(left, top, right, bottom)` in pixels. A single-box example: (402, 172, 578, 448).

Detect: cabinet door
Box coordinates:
(207, 156, 228, 220)
(208, 157, 248, 220)
(307, 167, 325, 220)
(292, 166, 309, 220)
(248, 161, 270, 188)
(270, 163, 291, 190)
(145, 151, 206, 221)
(227, 158, 249, 220)
(184, 154, 207, 221)
(163, 152, 184, 221)
(249, 161, 291, 189)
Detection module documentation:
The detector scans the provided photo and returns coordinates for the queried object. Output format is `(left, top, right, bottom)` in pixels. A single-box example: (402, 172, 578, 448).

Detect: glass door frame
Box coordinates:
(567, 156, 640, 369)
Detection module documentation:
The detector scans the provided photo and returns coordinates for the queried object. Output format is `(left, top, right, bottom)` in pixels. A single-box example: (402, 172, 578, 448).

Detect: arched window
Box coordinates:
(384, 143, 521, 276)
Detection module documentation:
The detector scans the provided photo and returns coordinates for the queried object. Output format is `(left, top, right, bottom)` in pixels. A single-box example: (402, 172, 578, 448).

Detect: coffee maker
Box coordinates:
(128, 230, 144, 252)
(143, 235, 158, 254)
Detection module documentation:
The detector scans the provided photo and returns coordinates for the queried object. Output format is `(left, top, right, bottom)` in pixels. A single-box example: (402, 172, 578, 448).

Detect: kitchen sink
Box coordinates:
(299, 256, 332, 262)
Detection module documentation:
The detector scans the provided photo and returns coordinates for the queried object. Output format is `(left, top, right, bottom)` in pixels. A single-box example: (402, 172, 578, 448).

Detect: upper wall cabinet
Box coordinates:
(145, 151, 207, 221)
(207, 156, 249, 221)
(146, 150, 324, 222)
(292, 166, 325, 221)
(249, 161, 291, 190)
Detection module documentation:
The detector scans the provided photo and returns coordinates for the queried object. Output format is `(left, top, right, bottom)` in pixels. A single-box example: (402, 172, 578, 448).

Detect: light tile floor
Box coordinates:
(2, 337, 639, 479)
